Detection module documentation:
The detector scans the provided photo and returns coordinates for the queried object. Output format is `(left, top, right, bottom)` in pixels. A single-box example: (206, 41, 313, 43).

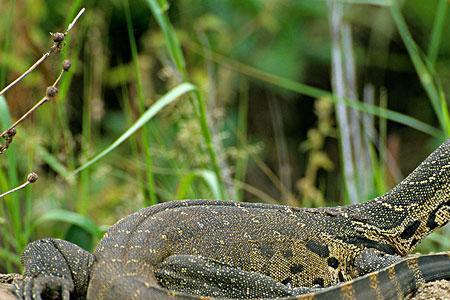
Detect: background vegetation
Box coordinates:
(0, 0, 449, 272)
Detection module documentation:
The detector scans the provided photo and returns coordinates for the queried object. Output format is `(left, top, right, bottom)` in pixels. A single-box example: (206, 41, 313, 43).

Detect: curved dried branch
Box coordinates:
(0, 8, 85, 97)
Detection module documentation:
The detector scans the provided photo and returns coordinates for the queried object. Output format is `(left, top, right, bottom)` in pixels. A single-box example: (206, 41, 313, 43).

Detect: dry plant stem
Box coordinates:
(67, 8, 86, 32)
(0, 172, 38, 199)
(269, 96, 293, 202)
(0, 8, 85, 97)
(328, 0, 358, 204)
(0, 69, 65, 138)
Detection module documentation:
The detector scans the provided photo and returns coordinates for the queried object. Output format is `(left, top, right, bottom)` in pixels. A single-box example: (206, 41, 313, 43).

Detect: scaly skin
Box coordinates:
(13, 139, 450, 299)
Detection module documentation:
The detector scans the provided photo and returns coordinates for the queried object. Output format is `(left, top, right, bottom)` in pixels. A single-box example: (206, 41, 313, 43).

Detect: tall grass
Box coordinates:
(145, 0, 228, 200)
(390, 0, 450, 136)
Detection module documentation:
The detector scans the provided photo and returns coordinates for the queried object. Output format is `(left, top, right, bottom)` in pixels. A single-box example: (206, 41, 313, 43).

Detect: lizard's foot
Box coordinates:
(155, 254, 315, 299)
(15, 238, 93, 300)
(12, 275, 73, 300)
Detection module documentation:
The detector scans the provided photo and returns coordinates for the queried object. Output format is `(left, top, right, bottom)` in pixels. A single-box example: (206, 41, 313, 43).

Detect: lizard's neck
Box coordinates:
(355, 139, 450, 255)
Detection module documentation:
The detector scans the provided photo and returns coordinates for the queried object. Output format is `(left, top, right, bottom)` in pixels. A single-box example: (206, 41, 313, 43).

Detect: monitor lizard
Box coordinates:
(12, 138, 450, 299)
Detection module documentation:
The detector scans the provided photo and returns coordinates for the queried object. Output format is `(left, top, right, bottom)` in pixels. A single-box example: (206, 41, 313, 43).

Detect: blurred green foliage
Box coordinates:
(0, 0, 449, 272)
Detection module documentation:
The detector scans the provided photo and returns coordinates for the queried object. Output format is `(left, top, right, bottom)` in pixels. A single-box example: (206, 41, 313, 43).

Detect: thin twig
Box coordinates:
(0, 8, 85, 97)
(66, 8, 86, 32)
(0, 172, 38, 199)
(0, 66, 67, 139)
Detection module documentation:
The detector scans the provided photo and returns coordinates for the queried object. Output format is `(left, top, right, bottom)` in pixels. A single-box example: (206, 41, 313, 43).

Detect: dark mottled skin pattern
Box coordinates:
(12, 139, 450, 299)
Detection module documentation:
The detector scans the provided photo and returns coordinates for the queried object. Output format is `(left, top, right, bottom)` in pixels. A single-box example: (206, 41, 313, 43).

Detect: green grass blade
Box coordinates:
(175, 173, 196, 199)
(124, 0, 157, 206)
(72, 83, 196, 175)
(144, 0, 186, 73)
(175, 170, 221, 200)
(33, 209, 103, 239)
(427, 0, 447, 67)
(390, 2, 450, 135)
(119, 84, 147, 203)
(195, 169, 221, 200)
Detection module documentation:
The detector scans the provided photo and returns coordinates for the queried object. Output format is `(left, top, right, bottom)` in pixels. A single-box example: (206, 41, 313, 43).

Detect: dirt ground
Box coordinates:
(0, 283, 16, 300)
(408, 279, 450, 300)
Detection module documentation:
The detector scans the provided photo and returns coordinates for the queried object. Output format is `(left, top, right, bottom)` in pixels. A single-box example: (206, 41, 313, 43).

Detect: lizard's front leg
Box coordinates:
(155, 254, 318, 299)
(13, 238, 94, 300)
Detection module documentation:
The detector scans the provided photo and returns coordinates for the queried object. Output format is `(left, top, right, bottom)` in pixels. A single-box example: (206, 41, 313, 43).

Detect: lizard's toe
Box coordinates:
(34, 275, 74, 300)
(12, 275, 73, 300)
(12, 276, 34, 300)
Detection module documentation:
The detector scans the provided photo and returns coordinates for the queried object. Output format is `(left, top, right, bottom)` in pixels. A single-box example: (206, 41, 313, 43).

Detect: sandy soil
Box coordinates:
(408, 279, 450, 300)
(0, 283, 17, 300)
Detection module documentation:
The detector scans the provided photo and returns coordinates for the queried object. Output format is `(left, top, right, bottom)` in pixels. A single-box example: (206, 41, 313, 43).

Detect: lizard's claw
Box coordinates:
(12, 275, 73, 300)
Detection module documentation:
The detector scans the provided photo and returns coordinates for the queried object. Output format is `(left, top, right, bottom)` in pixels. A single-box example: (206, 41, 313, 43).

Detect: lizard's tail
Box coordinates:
(292, 252, 450, 300)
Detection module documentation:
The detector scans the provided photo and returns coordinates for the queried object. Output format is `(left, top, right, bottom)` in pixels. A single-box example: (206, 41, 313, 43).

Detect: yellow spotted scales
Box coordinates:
(12, 139, 450, 299)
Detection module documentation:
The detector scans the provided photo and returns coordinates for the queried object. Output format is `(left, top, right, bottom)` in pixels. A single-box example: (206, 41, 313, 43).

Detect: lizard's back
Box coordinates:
(87, 200, 390, 299)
